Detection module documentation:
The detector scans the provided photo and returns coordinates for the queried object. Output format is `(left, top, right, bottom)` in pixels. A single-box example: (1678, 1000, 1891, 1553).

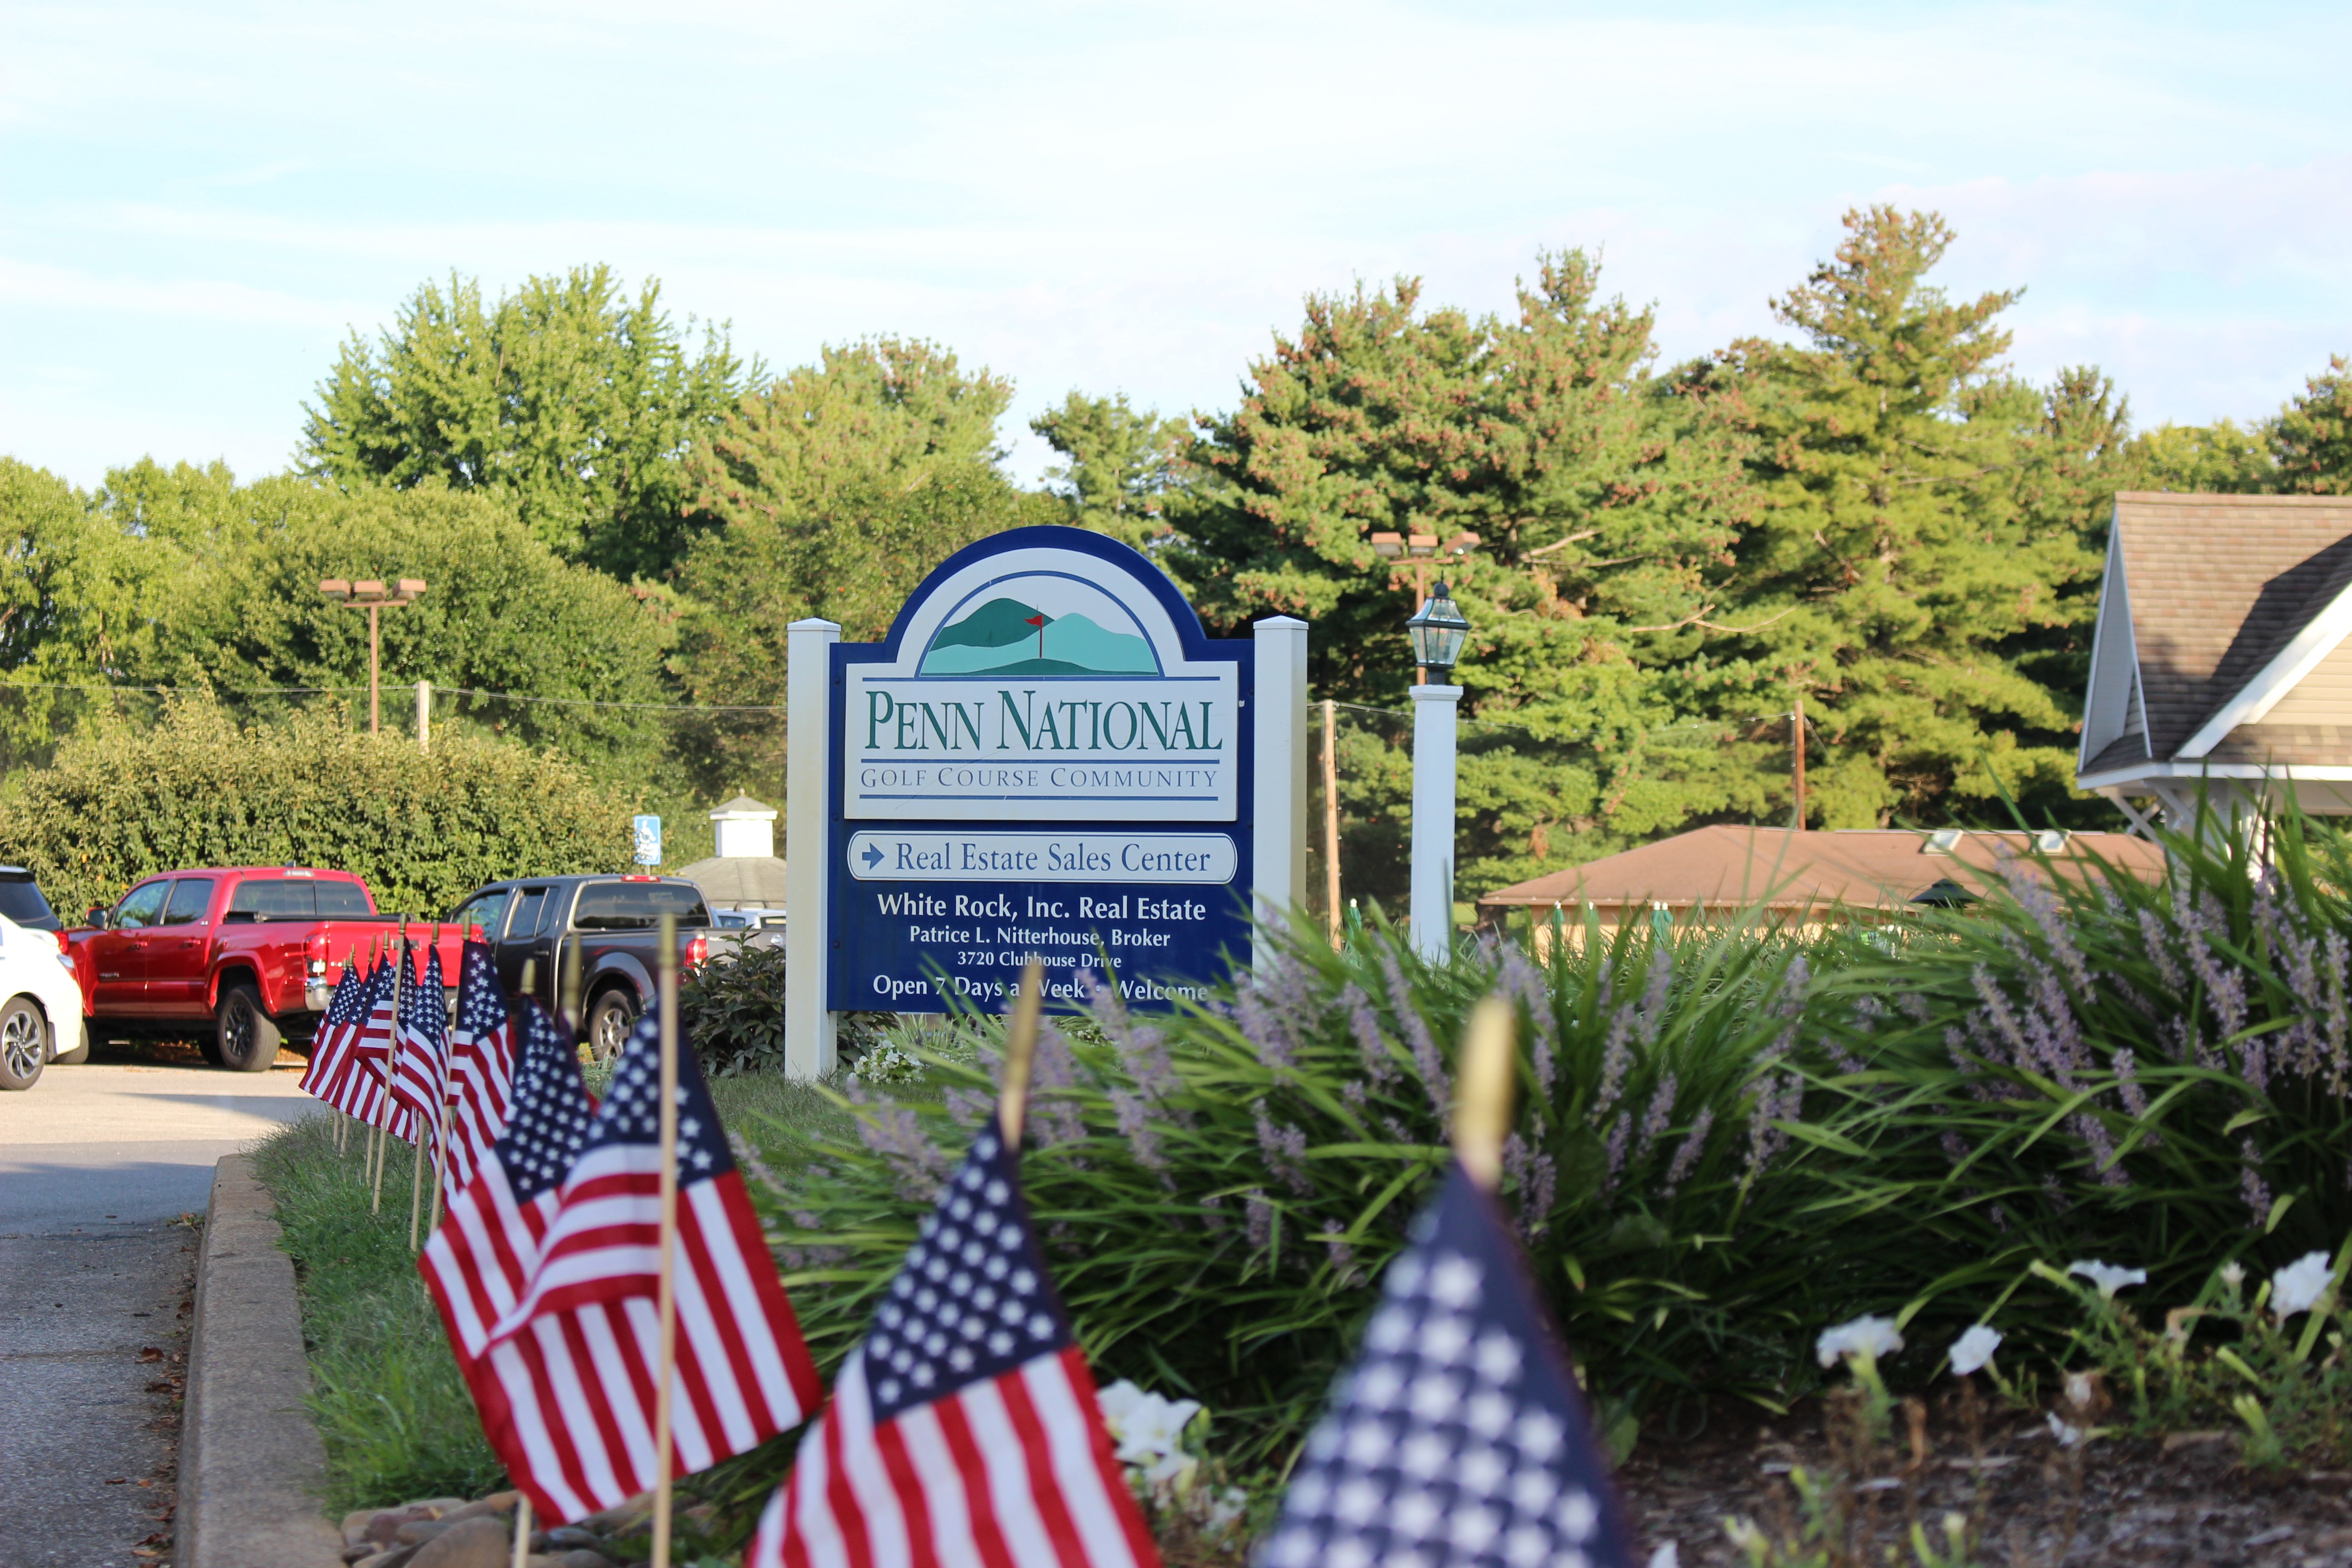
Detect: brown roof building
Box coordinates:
(2078, 493, 2352, 825)
(1477, 826, 2165, 943)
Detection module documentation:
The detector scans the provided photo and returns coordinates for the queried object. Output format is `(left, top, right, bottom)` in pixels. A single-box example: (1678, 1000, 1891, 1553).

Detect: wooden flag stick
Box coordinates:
(560, 934, 584, 1054)
(999, 957, 1045, 1143)
(372, 918, 408, 1215)
(650, 914, 681, 1568)
(510, 1494, 531, 1568)
(427, 926, 451, 1236)
(407, 1118, 426, 1249)
(409, 925, 442, 1250)
(1452, 995, 1517, 1190)
(428, 1096, 450, 1236)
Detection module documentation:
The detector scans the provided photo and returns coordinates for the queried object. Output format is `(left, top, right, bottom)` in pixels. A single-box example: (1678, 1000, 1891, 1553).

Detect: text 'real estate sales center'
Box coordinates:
(782, 527, 1307, 1076)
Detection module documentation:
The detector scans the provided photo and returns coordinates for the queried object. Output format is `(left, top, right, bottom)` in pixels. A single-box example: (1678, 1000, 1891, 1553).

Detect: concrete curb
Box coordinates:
(176, 1153, 342, 1568)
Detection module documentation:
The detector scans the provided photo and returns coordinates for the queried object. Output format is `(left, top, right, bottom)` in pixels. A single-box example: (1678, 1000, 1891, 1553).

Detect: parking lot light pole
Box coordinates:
(318, 577, 426, 733)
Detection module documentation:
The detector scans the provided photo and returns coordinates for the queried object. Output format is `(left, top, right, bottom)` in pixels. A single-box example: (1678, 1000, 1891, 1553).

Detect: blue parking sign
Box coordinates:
(632, 814, 662, 866)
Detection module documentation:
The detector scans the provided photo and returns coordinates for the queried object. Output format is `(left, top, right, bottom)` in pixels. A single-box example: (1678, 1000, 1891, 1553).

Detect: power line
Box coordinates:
(0, 679, 786, 714)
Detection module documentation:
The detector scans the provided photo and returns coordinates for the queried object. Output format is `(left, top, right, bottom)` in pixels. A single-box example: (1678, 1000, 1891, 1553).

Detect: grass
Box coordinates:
(250, 1073, 849, 1517)
(251, 1115, 506, 1514)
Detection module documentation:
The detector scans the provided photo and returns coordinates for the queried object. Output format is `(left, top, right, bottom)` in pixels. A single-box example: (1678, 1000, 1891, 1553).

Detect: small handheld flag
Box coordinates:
(442, 939, 517, 1198)
(391, 942, 450, 1135)
(481, 1013, 819, 1523)
(420, 998, 597, 1452)
(299, 956, 362, 1100)
(1254, 999, 1636, 1568)
(750, 959, 1159, 1568)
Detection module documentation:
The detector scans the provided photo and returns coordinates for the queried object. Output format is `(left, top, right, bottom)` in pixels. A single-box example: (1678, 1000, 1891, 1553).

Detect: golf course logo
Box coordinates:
(916, 573, 1160, 677)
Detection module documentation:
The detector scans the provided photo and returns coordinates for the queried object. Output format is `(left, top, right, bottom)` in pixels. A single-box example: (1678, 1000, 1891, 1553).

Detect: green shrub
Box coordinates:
(749, 916, 1896, 1475)
(1808, 806, 2352, 1326)
(677, 943, 891, 1077)
(0, 693, 632, 918)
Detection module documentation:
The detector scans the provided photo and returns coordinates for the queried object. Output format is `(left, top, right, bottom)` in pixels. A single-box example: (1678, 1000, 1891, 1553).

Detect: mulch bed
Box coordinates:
(1618, 1395, 2351, 1566)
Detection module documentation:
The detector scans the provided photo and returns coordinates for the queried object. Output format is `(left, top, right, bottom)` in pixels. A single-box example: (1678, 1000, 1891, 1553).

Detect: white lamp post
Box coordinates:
(1406, 582, 1470, 961)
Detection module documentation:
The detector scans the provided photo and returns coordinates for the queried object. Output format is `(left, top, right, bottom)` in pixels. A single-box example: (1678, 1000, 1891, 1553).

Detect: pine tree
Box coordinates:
(2271, 355, 2352, 494)
(1706, 207, 2106, 827)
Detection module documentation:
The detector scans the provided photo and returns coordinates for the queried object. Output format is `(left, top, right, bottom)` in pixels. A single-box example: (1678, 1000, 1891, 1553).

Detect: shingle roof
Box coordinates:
(2112, 493, 2352, 760)
(1475, 826, 2165, 914)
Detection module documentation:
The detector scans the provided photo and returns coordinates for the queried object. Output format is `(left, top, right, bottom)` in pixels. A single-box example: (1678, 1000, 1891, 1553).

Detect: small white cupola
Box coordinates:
(709, 794, 778, 860)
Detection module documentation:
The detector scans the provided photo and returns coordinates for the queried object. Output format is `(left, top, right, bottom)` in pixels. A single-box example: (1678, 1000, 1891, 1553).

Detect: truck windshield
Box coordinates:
(0, 872, 58, 931)
(571, 881, 711, 930)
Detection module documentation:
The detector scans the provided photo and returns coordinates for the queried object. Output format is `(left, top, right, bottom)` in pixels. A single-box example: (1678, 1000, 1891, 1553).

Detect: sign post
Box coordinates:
(785, 528, 1303, 1068)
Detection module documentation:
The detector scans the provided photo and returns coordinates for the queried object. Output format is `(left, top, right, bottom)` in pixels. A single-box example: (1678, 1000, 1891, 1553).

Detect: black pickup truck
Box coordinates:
(448, 875, 715, 1059)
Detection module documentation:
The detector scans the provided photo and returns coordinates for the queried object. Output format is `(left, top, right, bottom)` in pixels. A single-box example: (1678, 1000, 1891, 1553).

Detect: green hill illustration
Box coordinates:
(920, 598, 1157, 676)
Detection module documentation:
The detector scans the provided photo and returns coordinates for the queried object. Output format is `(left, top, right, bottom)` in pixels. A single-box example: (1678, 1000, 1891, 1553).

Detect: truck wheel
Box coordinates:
(215, 984, 282, 1073)
(0, 997, 45, 1090)
(587, 987, 640, 1063)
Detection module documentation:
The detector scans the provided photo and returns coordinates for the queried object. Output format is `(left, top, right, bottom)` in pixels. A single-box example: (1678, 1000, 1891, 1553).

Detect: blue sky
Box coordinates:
(5, 0, 2348, 490)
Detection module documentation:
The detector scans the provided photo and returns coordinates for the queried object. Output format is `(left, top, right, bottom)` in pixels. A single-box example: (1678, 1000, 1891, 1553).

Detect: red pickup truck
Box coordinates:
(69, 867, 475, 1072)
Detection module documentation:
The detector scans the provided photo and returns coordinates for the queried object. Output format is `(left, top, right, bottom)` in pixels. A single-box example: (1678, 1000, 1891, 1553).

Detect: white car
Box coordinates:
(0, 867, 91, 1091)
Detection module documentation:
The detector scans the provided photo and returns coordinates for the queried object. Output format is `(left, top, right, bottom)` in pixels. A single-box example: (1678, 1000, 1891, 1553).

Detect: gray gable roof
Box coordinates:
(2085, 493, 2352, 772)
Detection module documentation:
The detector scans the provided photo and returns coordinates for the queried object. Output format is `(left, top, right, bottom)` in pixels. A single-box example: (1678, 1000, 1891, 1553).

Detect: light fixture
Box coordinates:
(1406, 581, 1471, 677)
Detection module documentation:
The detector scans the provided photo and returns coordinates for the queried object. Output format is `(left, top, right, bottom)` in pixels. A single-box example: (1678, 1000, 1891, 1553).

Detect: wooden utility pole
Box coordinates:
(1792, 696, 1807, 831)
(319, 578, 427, 733)
(1321, 699, 1342, 946)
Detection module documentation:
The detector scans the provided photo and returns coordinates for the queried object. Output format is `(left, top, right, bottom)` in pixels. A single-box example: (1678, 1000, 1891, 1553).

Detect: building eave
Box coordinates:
(2078, 760, 2352, 790)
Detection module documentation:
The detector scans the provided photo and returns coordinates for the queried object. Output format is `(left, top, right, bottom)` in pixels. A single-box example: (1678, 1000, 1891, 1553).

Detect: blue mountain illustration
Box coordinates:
(919, 599, 1157, 676)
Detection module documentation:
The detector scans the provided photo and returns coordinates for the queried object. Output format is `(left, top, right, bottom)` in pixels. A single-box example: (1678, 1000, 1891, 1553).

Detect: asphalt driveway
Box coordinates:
(0, 1057, 320, 1568)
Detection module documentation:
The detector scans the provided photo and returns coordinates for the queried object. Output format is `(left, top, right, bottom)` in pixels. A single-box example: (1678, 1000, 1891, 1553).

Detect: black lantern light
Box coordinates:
(1406, 580, 1471, 679)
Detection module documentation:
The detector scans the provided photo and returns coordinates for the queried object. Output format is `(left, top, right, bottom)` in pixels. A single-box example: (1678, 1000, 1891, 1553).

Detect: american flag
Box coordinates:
(320, 956, 415, 1139)
(482, 1014, 820, 1524)
(749, 1124, 1158, 1568)
(1254, 1163, 1636, 1568)
(441, 940, 517, 1197)
(420, 997, 597, 1456)
(390, 943, 450, 1137)
(299, 956, 362, 1100)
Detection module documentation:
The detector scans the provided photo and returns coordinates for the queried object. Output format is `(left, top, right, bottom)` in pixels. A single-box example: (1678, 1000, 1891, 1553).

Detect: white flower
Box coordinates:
(2063, 1371, 2095, 1409)
(1093, 1379, 1200, 1465)
(2220, 1262, 2246, 1290)
(2066, 1260, 2147, 1300)
(2271, 1251, 2335, 1320)
(2046, 1411, 2086, 1448)
(1815, 1315, 1904, 1368)
(1096, 1379, 1148, 1434)
(1647, 1545, 1681, 1568)
(1947, 1324, 2002, 1377)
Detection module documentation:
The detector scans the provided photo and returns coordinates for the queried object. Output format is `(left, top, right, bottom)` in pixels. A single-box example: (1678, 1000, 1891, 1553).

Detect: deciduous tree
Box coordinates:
(301, 265, 750, 579)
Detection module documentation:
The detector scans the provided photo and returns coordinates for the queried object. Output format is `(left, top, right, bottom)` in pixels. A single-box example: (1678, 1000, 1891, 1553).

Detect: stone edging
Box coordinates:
(175, 1152, 343, 1568)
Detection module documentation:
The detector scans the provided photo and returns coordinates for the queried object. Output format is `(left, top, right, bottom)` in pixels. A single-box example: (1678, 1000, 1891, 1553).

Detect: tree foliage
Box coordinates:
(1168, 252, 1765, 892)
(1030, 390, 1185, 549)
(301, 265, 752, 579)
(1699, 206, 2114, 829)
(0, 460, 674, 774)
(0, 696, 631, 920)
(2271, 354, 2352, 495)
(682, 337, 1011, 527)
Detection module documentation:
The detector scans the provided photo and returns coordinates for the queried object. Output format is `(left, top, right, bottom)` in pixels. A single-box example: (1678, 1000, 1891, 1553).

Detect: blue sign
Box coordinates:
(826, 528, 1268, 1012)
(632, 814, 662, 866)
